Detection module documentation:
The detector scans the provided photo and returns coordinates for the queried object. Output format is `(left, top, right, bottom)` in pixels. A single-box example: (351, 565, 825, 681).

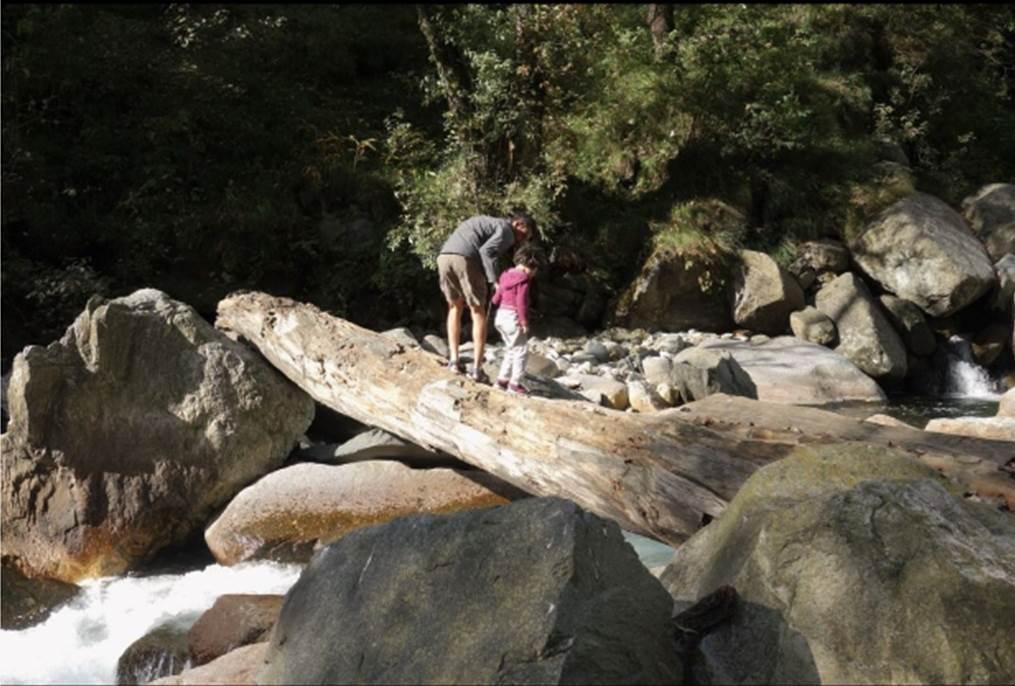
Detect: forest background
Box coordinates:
(3, 4, 1014, 371)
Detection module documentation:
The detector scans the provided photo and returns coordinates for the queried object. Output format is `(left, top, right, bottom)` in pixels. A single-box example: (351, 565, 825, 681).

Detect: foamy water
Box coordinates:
(944, 335, 1001, 399)
(0, 561, 302, 685)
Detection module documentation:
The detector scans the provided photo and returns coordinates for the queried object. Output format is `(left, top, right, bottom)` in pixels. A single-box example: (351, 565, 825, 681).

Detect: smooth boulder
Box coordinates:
(670, 346, 757, 404)
(962, 183, 1015, 260)
(150, 642, 267, 686)
(815, 272, 908, 382)
(1, 289, 314, 582)
(259, 497, 683, 685)
(660, 444, 1015, 685)
(924, 416, 1015, 442)
(789, 307, 837, 347)
(188, 594, 283, 666)
(611, 247, 733, 333)
(852, 192, 996, 317)
(116, 621, 193, 686)
(999, 388, 1015, 418)
(693, 337, 885, 405)
(731, 250, 804, 335)
(205, 461, 520, 565)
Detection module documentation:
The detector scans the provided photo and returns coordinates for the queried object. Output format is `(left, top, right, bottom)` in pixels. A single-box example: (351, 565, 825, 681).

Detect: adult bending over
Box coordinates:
(437, 211, 536, 383)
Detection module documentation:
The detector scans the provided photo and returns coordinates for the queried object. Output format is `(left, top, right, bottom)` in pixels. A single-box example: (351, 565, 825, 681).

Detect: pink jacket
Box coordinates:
(491, 267, 531, 327)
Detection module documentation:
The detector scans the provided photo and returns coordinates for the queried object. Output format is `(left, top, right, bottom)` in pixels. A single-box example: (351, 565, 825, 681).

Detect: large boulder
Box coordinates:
(694, 337, 885, 405)
(150, 642, 267, 686)
(670, 347, 757, 404)
(205, 461, 521, 565)
(1000, 388, 1015, 418)
(188, 594, 283, 666)
(259, 497, 683, 685)
(851, 192, 996, 317)
(815, 273, 908, 382)
(731, 250, 805, 335)
(962, 183, 1015, 260)
(660, 444, 1015, 685)
(924, 416, 1015, 442)
(116, 620, 194, 686)
(611, 248, 733, 333)
(1, 560, 80, 630)
(878, 294, 936, 357)
(788, 239, 851, 276)
(994, 254, 1015, 313)
(1, 290, 314, 582)
(789, 307, 837, 347)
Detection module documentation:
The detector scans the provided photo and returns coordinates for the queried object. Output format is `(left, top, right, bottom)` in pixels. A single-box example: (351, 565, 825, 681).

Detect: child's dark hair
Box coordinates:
(513, 244, 544, 272)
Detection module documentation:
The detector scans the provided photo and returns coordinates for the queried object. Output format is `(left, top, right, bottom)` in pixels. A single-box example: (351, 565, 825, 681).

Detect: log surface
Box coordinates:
(216, 292, 1014, 544)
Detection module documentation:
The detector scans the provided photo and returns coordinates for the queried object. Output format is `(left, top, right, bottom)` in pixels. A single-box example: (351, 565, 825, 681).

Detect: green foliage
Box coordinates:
(3, 3, 1015, 365)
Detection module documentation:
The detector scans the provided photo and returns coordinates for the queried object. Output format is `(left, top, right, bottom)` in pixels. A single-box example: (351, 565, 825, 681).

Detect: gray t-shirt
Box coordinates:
(439, 215, 515, 284)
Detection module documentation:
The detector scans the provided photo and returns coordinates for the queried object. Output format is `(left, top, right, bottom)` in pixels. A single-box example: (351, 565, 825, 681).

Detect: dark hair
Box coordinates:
(509, 210, 538, 241)
(513, 244, 544, 271)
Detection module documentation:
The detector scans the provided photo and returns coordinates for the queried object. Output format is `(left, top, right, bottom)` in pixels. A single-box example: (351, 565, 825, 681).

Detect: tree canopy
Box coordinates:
(3, 4, 1014, 368)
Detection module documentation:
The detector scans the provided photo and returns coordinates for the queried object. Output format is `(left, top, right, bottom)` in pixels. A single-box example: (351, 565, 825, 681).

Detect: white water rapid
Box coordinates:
(944, 335, 1001, 399)
(0, 561, 302, 685)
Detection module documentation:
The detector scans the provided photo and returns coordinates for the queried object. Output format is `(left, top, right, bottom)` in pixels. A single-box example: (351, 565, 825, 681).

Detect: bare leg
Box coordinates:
(470, 302, 487, 368)
(447, 299, 465, 362)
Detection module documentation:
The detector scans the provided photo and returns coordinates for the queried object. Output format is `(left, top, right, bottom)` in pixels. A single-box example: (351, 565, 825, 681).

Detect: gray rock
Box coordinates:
(962, 183, 1015, 260)
(924, 416, 1015, 442)
(525, 352, 561, 378)
(852, 192, 996, 317)
(695, 337, 886, 405)
(627, 381, 669, 412)
(188, 594, 283, 666)
(789, 239, 851, 275)
(641, 356, 674, 387)
(993, 254, 1015, 313)
(583, 340, 611, 363)
(380, 327, 420, 349)
(574, 374, 630, 410)
(298, 428, 450, 467)
(999, 388, 1015, 417)
(732, 250, 805, 335)
(815, 273, 908, 382)
(660, 444, 1015, 685)
(150, 643, 267, 686)
(610, 249, 734, 333)
(972, 322, 1011, 367)
(670, 347, 758, 404)
(879, 294, 936, 357)
(1, 290, 314, 582)
(421, 334, 450, 359)
(259, 498, 683, 685)
(1, 561, 80, 630)
(789, 307, 837, 346)
(117, 619, 195, 686)
(205, 461, 519, 565)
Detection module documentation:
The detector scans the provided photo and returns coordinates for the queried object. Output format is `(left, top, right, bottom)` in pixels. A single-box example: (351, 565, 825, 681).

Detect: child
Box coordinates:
(491, 245, 541, 394)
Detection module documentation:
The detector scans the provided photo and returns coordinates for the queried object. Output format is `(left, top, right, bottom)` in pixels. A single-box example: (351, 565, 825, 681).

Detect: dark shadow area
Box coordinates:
(672, 597, 820, 686)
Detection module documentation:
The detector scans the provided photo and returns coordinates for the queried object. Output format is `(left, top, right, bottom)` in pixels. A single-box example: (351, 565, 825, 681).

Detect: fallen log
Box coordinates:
(216, 292, 1013, 545)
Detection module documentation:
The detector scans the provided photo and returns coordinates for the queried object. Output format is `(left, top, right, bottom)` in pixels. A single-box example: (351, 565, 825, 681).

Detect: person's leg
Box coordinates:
(511, 334, 529, 386)
(447, 299, 465, 367)
(494, 309, 513, 386)
(469, 302, 488, 379)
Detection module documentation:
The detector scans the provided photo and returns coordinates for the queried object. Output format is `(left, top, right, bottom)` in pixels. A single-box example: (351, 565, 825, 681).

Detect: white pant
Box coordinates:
(495, 307, 528, 384)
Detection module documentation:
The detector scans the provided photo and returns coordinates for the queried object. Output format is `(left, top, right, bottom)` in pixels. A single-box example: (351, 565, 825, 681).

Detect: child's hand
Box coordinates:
(521, 324, 528, 334)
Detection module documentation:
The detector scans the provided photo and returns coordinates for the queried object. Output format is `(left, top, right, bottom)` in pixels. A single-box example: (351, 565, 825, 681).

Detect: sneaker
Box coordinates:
(469, 366, 490, 384)
(507, 383, 529, 395)
(447, 358, 465, 374)
(495, 377, 509, 390)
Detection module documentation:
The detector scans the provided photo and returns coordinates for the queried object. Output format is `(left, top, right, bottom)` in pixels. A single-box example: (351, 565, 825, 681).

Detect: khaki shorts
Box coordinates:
(438, 253, 487, 307)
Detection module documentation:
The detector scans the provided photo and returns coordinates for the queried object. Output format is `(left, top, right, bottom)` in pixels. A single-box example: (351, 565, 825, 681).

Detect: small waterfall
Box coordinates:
(0, 561, 302, 685)
(943, 335, 1000, 399)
